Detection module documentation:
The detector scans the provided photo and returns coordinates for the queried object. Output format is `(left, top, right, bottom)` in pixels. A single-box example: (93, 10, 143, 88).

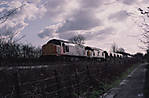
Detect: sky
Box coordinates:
(0, 0, 149, 54)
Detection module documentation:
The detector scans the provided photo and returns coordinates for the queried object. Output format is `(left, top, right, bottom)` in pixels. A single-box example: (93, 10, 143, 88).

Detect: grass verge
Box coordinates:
(90, 64, 138, 98)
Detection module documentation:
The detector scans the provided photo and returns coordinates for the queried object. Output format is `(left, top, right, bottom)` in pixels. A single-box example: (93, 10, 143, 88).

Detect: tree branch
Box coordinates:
(0, 4, 25, 24)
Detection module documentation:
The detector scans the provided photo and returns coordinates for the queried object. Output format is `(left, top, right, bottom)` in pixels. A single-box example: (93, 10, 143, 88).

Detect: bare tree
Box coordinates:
(0, 4, 25, 24)
(0, 3, 43, 63)
(0, 4, 26, 43)
(111, 43, 118, 52)
(137, 7, 149, 61)
(117, 48, 125, 53)
(69, 34, 85, 45)
(110, 42, 125, 53)
(138, 7, 149, 49)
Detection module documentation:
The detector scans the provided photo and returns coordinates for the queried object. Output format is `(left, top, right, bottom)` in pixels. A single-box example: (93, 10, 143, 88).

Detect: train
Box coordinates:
(41, 39, 125, 61)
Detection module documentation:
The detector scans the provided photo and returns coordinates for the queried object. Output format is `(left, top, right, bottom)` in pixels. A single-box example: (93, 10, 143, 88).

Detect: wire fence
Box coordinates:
(0, 57, 140, 98)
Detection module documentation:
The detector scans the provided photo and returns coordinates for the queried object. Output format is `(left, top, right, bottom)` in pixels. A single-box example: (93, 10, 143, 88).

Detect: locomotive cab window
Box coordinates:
(62, 43, 66, 53)
(66, 46, 69, 52)
(110, 53, 112, 57)
(102, 52, 104, 56)
(114, 54, 116, 58)
(93, 51, 95, 56)
(117, 55, 120, 58)
(98, 51, 100, 56)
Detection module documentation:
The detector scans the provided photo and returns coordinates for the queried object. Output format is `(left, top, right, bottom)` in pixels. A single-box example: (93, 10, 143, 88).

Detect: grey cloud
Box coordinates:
(39, 26, 77, 39)
(38, 23, 61, 38)
(38, 0, 112, 40)
(0, 3, 9, 8)
(45, 0, 103, 17)
(80, 0, 103, 8)
(39, 0, 103, 39)
(56, 27, 114, 43)
(44, 0, 67, 18)
(0, 0, 46, 37)
(45, 0, 66, 8)
(83, 27, 114, 40)
(142, 0, 149, 3)
(98, 27, 114, 35)
(58, 10, 102, 32)
(38, 28, 54, 38)
(108, 10, 129, 21)
(0, 24, 17, 36)
(44, 0, 103, 32)
(117, 0, 136, 5)
(39, 22, 113, 41)
(58, 31, 76, 39)
(1, 0, 18, 1)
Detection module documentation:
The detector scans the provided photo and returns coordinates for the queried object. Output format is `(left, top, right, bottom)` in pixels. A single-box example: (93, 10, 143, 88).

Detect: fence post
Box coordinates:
(86, 65, 93, 98)
(67, 73, 73, 98)
(86, 66, 92, 85)
(13, 70, 21, 98)
(75, 68, 80, 98)
(54, 70, 61, 98)
(41, 85, 46, 98)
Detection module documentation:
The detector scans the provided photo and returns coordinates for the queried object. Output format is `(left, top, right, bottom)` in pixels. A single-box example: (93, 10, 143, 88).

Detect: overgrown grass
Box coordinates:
(90, 64, 137, 98)
(144, 64, 149, 98)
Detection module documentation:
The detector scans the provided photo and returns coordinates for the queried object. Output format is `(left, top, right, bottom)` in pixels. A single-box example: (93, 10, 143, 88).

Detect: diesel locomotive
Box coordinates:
(42, 39, 123, 60)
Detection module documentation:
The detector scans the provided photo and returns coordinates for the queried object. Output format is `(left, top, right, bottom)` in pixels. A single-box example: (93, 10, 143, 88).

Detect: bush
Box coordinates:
(0, 39, 42, 65)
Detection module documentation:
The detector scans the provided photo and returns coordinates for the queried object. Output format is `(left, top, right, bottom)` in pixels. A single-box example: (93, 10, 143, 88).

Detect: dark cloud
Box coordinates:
(108, 10, 129, 21)
(38, 28, 53, 38)
(45, 0, 66, 8)
(117, 0, 136, 5)
(44, 0, 67, 19)
(58, 10, 102, 32)
(98, 27, 114, 35)
(0, 4, 9, 8)
(0, 0, 11, 1)
(39, 0, 103, 39)
(0, 0, 46, 38)
(38, 24, 60, 38)
(39, 27, 114, 40)
(0, 25, 15, 36)
(58, 31, 77, 39)
(80, 0, 103, 8)
(0, 22, 25, 37)
(83, 27, 114, 40)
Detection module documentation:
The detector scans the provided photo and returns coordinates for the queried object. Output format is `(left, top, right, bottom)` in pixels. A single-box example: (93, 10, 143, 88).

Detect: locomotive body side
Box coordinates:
(93, 48, 105, 59)
(41, 39, 110, 60)
(61, 43, 85, 56)
(107, 51, 124, 59)
(84, 47, 106, 59)
(42, 39, 86, 57)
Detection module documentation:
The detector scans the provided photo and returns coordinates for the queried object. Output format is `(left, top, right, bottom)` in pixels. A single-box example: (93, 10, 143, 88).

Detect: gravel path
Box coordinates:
(102, 63, 147, 98)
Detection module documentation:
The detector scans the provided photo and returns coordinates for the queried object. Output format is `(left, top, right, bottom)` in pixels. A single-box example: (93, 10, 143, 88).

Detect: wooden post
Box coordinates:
(86, 66, 92, 98)
(41, 85, 46, 98)
(14, 71, 21, 98)
(67, 73, 73, 98)
(86, 66, 92, 85)
(54, 70, 61, 98)
(75, 68, 80, 98)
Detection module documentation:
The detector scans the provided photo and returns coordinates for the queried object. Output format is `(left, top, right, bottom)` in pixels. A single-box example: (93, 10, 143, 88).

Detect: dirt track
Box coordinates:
(103, 63, 147, 98)
(115, 63, 146, 98)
